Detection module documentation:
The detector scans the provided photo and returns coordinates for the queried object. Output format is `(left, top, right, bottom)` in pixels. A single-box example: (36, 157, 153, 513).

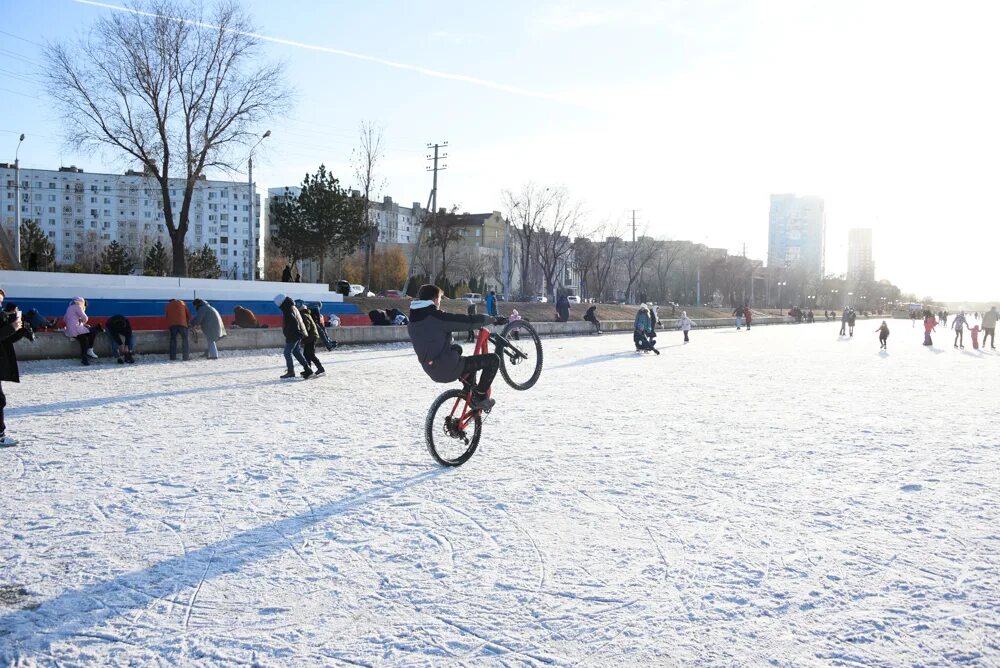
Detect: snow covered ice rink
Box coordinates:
(2, 321, 999, 666)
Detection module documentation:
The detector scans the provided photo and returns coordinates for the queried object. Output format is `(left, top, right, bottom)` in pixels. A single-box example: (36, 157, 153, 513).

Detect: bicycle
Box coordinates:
(425, 319, 543, 466)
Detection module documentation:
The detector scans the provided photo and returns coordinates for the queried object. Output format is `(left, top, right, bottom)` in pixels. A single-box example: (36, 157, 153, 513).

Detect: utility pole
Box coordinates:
(13, 133, 25, 269)
(247, 130, 270, 281)
(402, 141, 447, 295)
(632, 209, 637, 243)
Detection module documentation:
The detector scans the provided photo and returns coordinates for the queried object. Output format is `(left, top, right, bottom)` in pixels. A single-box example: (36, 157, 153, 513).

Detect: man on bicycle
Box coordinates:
(408, 284, 505, 411)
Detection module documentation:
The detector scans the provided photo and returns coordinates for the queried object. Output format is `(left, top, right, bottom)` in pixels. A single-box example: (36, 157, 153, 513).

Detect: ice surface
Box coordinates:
(1, 323, 998, 665)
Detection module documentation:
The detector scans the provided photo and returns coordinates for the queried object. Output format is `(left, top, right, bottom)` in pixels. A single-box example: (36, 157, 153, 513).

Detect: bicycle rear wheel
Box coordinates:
(425, 388, 482, 467)
(498, 320, 543, 390)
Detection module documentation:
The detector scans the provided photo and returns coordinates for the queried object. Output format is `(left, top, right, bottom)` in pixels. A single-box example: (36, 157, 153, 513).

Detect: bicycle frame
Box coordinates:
(446, 324, 528, 430)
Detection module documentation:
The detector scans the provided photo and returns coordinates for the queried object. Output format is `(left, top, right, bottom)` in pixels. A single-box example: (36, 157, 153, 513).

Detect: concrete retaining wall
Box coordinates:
(14, 316, 794, 361)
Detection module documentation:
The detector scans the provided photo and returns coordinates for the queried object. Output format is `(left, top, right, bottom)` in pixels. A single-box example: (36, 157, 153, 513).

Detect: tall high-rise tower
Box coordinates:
(767, 194, 826, 277)
(847, 228, 874, 281)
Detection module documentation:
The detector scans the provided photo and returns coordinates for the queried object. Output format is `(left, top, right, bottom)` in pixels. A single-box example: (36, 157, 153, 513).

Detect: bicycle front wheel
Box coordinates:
(425, 388, 482, 467)
(499, 320, 543, 390)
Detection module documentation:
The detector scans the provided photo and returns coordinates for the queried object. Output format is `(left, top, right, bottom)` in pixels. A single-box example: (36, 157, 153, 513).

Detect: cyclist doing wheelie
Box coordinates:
(408, 284, 506, 412)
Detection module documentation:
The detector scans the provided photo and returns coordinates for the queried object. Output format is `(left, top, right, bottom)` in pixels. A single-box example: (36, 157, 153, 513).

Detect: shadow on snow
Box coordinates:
(0, 468, 446, 656)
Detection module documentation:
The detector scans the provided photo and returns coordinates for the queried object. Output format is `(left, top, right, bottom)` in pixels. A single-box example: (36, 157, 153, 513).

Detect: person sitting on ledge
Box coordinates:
(233, 305, 265, 329)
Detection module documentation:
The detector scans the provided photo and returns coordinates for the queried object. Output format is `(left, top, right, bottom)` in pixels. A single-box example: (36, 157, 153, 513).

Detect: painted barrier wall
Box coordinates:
(14, 316, 794, 361)
(0, 269, 370, 329)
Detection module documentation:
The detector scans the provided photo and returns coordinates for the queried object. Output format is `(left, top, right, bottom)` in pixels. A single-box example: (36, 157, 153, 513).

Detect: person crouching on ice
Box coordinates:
(408, 284, 506, 412)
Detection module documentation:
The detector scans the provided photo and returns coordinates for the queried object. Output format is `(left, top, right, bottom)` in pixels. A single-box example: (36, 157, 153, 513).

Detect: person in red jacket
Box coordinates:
(922, 310, 937, 346)
(743, 306, 753, 331)
(165, 298, 191, 361)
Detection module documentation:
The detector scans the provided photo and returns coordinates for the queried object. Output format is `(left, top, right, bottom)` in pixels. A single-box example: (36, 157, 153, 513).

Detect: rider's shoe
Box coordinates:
(469, 392, 495, 412)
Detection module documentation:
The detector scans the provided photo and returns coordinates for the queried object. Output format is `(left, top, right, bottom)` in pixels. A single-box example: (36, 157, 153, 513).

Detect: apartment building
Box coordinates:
(0, 164, 261, 277)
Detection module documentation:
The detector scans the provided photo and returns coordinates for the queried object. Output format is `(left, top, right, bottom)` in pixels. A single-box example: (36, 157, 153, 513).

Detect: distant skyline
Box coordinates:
(2, 0, 999, 301)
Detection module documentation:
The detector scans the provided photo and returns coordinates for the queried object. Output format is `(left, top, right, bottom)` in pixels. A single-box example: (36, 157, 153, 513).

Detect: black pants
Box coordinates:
(0, 381, 6, 435)
(75, 330, 97, 360)
(302, 339, 324, 372)
(683, 330, 690, 342)
(984, 327, 996, 348)
(461, 353, 499, 394)
(586, 318, 601, 333)
(880, 334, 888, 348)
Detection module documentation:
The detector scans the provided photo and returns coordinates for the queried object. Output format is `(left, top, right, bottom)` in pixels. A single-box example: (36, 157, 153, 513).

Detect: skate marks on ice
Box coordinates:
(0, 470, 443, 659)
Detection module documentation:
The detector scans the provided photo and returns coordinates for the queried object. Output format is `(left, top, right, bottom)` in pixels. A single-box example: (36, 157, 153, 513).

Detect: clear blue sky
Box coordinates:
(3, 0, 999, 302)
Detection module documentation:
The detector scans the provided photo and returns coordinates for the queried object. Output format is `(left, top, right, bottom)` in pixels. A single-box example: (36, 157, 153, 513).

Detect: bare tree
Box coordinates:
(570, 236, 599, 300)
(591, 222, 626, 301)
(44, 0, 291, 276)
(650, 240, 683, 303)
(621, 233, 661, 304)
(532, 188, 583, 299)
(353, 121, 385, 291)
(502, 184, 557, 299)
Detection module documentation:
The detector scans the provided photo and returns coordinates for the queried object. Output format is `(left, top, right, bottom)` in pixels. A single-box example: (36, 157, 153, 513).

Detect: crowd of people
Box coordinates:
(919, 307, 997, 349)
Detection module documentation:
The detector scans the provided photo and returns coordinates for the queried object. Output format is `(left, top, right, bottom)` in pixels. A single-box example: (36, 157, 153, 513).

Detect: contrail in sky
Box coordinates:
(72, 0, 560, 102)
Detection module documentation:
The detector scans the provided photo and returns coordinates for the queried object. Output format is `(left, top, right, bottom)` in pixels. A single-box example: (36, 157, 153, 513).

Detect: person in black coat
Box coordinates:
(407, 284, 505, 411)
(555, 293, 570, 322)
(275, 294, 312, 379)
(368, 309, 391, 326)
(0, 289, 29, 446)
(105, 314, 136, 364)
(584, 305, 602, 334)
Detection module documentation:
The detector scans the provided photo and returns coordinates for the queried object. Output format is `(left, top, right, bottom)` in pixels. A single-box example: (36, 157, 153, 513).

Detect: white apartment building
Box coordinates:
(0, 164, 261, 278)
(264, 189, 423, 248)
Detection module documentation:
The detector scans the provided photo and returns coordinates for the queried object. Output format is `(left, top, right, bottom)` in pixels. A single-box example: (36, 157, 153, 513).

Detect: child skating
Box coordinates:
(678, 311, 696, 343)
(876, 321, 890, 349)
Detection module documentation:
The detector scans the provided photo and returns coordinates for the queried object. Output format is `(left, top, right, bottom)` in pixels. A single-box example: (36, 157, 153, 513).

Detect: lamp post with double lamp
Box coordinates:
(247, 130, 271, 281)
(847, 292, 854, 310)
(830, 289, 839, 309)
(776, 281, 787, 311)
(14, 133, 25, 267)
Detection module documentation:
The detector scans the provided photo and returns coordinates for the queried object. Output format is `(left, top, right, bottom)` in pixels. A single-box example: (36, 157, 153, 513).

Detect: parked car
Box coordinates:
(378, 289, 405, 298)
(461, 293, 483, 304)
(567, 295, 581, 304)
(532, 295, 548, 303)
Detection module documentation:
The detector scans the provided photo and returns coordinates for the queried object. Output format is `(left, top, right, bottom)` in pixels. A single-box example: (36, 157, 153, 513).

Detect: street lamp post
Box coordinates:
(14, 133, 25, 267)
(776, 281, 787, 310)
(247, 130, 271, 281)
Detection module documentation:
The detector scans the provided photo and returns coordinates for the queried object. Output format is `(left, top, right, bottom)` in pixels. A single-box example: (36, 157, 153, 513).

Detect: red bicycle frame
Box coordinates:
(447, 326, 493, 428)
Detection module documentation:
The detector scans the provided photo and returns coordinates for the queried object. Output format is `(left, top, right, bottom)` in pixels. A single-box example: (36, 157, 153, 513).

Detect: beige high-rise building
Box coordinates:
(847, 228, 874, 281)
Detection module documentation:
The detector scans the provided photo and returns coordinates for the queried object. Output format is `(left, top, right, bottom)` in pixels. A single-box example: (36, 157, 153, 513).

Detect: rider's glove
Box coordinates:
(494, 316, 508, 326)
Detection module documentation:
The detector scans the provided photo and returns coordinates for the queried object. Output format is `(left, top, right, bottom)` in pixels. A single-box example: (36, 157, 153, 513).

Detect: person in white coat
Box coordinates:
(678, 311, 696, 343)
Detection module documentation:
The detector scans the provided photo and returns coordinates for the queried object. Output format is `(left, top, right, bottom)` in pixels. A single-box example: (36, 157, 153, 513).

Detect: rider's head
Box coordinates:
(418, 284, 443, 307)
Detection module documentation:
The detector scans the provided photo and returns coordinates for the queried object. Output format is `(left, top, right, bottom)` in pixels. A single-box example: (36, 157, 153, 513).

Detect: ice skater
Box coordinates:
(952, 311, 968, 348)
(678, 311, 696, 343)
(970, 323, 981, 350)
(982, 306, 997, 349)
(923, 311, 937, 346)
(840, 307, 849, 336)
(744, 306, 753, 330)
(298, 302, 326, 377)
(876, 321, 890, 349)
(733, 305, 744, 330)
(0, 288, 28, 447)
(275, 294, 312, 379)
(848, 308, 857, 337)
